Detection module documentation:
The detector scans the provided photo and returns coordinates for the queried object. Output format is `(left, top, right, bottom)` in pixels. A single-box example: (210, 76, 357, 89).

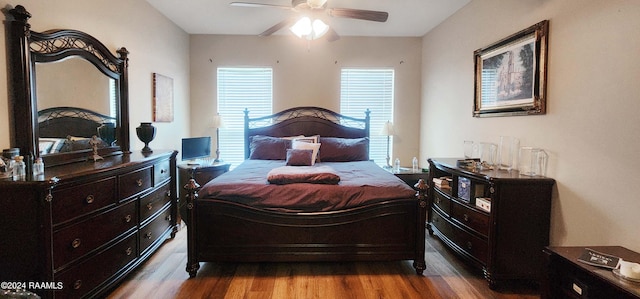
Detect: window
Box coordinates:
(217, 67, 273, 168)
(340, 68, 394, 166)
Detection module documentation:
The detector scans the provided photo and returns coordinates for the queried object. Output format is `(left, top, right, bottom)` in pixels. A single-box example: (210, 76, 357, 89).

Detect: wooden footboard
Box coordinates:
(184, 178, 428, 277)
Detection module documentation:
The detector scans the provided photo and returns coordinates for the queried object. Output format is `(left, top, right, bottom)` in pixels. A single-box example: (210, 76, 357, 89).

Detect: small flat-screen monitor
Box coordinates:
(181, 136, 211, 161)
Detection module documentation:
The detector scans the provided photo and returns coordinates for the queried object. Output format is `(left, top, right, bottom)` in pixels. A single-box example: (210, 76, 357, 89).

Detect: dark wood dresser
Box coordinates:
(427, 158, 555, 288)
(0, 150, 178, 298)
(543, 246, 640, 299)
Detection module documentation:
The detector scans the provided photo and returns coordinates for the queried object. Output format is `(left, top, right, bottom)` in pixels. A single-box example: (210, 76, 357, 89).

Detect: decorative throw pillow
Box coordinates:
(318, 137, 369, 162)
(249, 135, 291, 160)
(285, 149, 314, 166)
(292, 140, 321, 165)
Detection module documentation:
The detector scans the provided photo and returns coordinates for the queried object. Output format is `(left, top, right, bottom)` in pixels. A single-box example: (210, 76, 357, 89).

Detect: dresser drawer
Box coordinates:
(53, 200, 137, 269)
(451, 200, 490, 237)
(140, 182, 172, 223)
(433, 188, 451, 216)
(51, 177, 117, 225)
(140, 206, 172, 254)
(119, 166, 152, 200)
(54, 232, 137, 299)
(432, 210, 488, 264)
(154, 159, 171, 186)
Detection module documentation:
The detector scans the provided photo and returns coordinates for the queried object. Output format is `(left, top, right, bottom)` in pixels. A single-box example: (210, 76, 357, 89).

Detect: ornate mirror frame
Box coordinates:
(6, 5, 130, 166)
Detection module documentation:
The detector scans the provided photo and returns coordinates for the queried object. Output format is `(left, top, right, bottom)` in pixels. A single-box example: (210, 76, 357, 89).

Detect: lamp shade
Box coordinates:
(212, 114, 225, 129)
(380, 121, 395, 136)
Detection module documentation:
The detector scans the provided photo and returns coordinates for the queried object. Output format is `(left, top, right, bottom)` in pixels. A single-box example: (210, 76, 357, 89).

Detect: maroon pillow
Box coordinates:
(318, 137, 369, 162)
(286, 149, 313, 166)
(249, 135, 291, 160)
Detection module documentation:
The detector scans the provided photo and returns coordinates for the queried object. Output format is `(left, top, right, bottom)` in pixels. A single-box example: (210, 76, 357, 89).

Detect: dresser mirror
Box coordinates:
(6, 5, 130, 167)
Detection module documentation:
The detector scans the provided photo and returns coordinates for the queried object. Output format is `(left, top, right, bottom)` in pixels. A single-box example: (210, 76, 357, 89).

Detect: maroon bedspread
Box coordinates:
(198, 160, 416, 212)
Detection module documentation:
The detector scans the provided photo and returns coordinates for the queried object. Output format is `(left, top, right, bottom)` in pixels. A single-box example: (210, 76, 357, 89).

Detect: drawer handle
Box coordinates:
(85, 195, 94, 204)
(435, 197, 441, 204)
(165, 215, 172, 222)
(125, 247, 133, 256)
(73, 280, 82, 290)
(144, 232, 152, 239)
(466, 241, 472, 250)
(166, 191, 171, 197)
(136, 179, 143, 187)
(463, 214, 469, 222)
(124, 214, 132, 223)
(146, 203, 153, 210)
(160, 169, 166, 174)
(71, 238, 81, 249)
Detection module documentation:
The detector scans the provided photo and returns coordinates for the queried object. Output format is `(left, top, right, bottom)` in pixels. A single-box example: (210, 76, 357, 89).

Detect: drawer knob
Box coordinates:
(71, 238, 81, 249)
(435, 197, 441, 204)
(466, 241, 472, 250)
(124, 214, 132, 223)
(125, 247, 133, 256)
(85, 195, 95, 204)
(165, 215, 172, 222)
(136, 179, 143, 187)
(160, 169, 166, 174)
(146, 203, 153, 210)
(144, 232, 152, 239)
(73, 280, 82, 290)
(463, 214, 469, 222)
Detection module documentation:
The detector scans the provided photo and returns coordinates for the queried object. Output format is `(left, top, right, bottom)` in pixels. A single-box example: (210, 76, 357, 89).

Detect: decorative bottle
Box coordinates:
(12, 155, 25, 180)
(33, 157, 44, 176)
(412, 157, 419, 173)
(394, 158, 401, 172)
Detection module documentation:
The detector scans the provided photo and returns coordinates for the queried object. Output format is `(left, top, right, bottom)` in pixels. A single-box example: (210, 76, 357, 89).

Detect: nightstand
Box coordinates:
(177, 161, 230, 227)
(542, 246, 640, 299)
(388, 167, 430, 189)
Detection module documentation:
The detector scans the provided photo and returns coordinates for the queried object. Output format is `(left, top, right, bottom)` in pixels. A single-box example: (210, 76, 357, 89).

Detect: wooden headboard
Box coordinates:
(243, 106, 370, 159)
(38, 106, 115, 139)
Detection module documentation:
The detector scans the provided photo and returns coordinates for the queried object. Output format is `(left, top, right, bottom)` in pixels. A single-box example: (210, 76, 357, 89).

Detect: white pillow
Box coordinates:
(292, 140, 321, 165)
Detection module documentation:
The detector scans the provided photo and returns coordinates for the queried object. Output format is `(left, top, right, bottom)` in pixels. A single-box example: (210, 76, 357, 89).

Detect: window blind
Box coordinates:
(340, 68, 394, 166)
(217, 67, 273, 168)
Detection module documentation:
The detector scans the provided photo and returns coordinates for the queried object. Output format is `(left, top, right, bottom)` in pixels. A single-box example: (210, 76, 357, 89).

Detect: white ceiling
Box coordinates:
(145, 0, 470, 37)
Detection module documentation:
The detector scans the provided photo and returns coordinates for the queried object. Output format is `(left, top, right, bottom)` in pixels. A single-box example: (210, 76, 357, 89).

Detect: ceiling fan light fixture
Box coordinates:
(290, 17, 328, 40)
(307, 0, 327, 9)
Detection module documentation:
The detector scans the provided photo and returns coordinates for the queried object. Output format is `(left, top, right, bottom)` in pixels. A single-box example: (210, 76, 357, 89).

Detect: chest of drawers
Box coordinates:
(427, 158, 555, 288)
(0, 150, 177, 298)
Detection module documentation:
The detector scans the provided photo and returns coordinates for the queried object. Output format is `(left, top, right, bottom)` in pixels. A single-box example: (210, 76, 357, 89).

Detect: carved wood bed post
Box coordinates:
(184, 178, 201, 278)
(414, 178, 428, 275)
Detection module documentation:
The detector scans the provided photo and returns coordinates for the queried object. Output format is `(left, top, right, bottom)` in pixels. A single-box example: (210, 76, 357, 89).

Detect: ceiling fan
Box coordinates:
(230, 0, 389, 41)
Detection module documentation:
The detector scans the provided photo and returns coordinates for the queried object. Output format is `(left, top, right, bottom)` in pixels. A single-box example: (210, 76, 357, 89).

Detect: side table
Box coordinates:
(388, 167, 430, 189)
(542, 246, 640, 299)
(177, 161, 231, 227)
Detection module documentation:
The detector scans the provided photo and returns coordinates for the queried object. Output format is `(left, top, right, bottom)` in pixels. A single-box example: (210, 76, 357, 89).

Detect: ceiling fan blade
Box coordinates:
(230, 2, 292, 10)
(328, 8, 389, 22)
(325, 28, 340, 42)
(259, 18, 297, 36)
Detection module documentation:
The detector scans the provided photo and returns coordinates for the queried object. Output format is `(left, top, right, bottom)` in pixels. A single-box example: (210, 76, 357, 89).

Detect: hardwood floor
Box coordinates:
(107, 223, 540, 299)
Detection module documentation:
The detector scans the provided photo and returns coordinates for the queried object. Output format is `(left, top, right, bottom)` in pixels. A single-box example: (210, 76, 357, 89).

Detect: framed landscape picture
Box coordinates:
(473, 20, 549, 117)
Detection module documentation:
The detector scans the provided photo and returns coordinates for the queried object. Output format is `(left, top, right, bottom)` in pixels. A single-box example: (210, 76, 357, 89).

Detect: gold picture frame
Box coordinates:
(153, 73, 174, 122)
(473, 20, 549, 117)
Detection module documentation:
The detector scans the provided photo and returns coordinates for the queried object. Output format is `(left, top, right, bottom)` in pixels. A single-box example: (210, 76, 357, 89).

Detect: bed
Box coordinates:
(183, 106, 427, 277)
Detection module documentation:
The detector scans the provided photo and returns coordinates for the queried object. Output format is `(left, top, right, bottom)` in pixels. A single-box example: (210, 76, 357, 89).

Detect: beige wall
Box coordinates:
(421, 0, 640, 251)
(0, 0, 190, 154)
(190, 35, 423, 165)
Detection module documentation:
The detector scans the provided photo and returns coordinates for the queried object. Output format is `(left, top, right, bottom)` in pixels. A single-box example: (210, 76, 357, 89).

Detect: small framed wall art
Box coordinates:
(473, 20, 549, 117)
(153, 73, 174, 122)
